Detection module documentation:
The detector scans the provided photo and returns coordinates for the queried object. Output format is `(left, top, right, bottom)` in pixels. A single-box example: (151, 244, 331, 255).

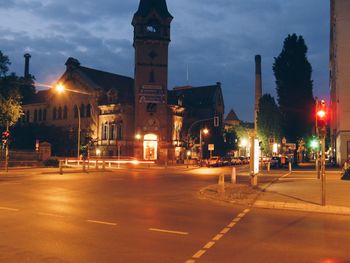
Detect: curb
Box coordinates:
(253, 200, 350, 216)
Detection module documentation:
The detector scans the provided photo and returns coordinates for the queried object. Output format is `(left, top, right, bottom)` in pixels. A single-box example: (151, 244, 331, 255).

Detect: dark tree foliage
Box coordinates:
(0, 51, 10, 77)
(273, 34, 315, 142)
(10, 124, 76, 156)
(257, 94, 282, 154)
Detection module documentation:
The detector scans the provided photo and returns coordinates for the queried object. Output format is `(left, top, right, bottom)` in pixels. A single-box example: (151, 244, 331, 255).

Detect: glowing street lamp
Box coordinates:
(199, 128, 209, 164)
(54, 83, 81, 159)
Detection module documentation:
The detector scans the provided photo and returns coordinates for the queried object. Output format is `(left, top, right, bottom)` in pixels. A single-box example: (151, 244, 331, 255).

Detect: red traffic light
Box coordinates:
(317, 109, 326, 119)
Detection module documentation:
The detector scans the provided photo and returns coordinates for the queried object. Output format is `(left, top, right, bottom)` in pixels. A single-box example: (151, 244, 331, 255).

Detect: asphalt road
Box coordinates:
(0, 166, 349, 263)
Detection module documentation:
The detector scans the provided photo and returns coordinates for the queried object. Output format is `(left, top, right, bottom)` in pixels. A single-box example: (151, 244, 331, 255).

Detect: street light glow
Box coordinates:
(135, 134, 141, 140)
(55, 83, 65, 93)
(202, 128, 209, 135)
(240, 138, 248, 147)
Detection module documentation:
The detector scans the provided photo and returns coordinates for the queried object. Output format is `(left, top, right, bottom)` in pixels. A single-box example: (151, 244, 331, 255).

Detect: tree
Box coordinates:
(0, 52, 23, 129)
(273, 34, 314, 142)
(257, 94, 282, 154)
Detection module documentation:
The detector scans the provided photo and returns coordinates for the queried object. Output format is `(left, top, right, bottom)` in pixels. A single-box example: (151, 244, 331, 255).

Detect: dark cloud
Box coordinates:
(0, 0, 329, 121)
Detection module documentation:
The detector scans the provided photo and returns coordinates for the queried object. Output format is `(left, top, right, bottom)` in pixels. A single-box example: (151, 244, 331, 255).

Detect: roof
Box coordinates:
(24, 89, 51, 104)
(78, 66, 134, 104)
(168, 84, 222, 108)
(225, 109, 239, 122)
(134, 0, 173, 19)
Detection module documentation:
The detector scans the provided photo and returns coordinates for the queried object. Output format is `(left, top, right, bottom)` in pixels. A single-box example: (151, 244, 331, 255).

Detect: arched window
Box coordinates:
(110, 123, 115, 140)
(53, 108, 57, 120)
(74, 105, 78, 119)
(58, 106, 62, 120)
(63, 106, 68, 119)
(80, 104, 85, 118)
(102, 122, 108, 140)
(34, 109, 38, 122)
(38, 109, 42, 121)
(117, 124, 123, 140)
(86, 104, 91, 117)
(43, 109, 47, 121)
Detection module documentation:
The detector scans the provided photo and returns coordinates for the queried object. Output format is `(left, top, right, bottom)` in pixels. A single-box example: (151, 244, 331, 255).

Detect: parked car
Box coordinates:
(232, 157, 242, 165)
(207, 156, 221, 167)
(270, 156, 289, 168)
(221, 157, 232, 166)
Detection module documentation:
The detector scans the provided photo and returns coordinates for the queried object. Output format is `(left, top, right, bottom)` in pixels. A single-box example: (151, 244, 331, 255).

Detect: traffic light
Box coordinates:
(2, 131, 10, 148)
(316, 99, 328, 132)
(214, 116, 219, 127)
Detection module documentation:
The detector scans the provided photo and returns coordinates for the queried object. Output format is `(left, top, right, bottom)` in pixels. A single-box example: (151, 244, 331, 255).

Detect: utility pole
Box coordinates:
(5, 121, 9, 172)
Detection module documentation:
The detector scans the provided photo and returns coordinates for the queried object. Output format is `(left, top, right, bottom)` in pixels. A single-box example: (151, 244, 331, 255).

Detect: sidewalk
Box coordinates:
(254, 169, 350, 215)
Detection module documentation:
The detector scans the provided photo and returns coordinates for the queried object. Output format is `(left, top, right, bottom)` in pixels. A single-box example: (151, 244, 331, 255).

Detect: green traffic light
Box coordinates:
(310, 139, 319, 149)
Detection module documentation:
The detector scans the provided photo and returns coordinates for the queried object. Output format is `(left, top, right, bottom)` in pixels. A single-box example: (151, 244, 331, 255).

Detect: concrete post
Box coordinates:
(231, 167, 236, 184)
(87, 160, 90, 170)
(267, 162, 270, 172)
(218, 174, 225, 193)
(65, 158, 68, 166)
(289, 162, 292, 172)
(102, 160, 106, 171)
(59, 160, 63, 175)
(82, 160, 86, 172)
(95, 160, 98, 170)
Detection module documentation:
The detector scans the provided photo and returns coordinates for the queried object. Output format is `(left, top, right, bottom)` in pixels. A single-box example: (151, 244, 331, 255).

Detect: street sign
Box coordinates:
(208, 144, 214, 151)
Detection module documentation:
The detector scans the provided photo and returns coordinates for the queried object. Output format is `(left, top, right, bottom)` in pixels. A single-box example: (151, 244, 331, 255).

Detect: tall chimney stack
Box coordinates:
(254, 55, 262, 130)
(24, 53, 31, 78)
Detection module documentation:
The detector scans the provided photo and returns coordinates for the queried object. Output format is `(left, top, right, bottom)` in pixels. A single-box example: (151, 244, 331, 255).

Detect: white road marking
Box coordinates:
(148, 228, 189, 236)
(213, 234, 223, 241)
(37, 212, 64, 218)
(220, 227, 230, 234)
(0, 206, 19, 212)
(192, 250, 206, 259)
(86, 220, 117, 226)
(203, 241, 215, 249)
(186, 208, 251, 262)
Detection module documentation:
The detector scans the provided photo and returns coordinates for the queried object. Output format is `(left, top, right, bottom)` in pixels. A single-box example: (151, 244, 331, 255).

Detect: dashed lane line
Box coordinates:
(37, 212, 65, 218)
(86, 220, 118, 226)
(186, 208, 251, 263)
(0, 206, 19, 212)
(149, 228, 189, 236)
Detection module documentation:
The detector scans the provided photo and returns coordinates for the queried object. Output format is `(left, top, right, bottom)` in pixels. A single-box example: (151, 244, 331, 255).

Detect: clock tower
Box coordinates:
(132, 0, 173, 163)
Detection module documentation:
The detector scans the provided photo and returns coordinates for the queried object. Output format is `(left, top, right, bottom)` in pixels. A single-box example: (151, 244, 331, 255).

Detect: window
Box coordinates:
(38, 109, 42, 121)
(147, 103, 157, 113)
(102, 123, 108, 140)
(58, 107, 62, 120)
(53, 107, 57, 120)
(63, 106, 68, 119)
(110, 124, 116, 140)
(26, 110, 30, 122)
(43, 109, 47, 121)
(149, 71, 155, 83)
(74, 105, 78, 119)
(117, 124, 123, 140)
(34, 109, 38, 122)
(86, 104, 91, 117)
(80, 104, 85, 118)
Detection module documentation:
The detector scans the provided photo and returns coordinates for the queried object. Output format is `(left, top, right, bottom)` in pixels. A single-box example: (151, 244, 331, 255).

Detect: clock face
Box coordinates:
(146, 25, 157, 33)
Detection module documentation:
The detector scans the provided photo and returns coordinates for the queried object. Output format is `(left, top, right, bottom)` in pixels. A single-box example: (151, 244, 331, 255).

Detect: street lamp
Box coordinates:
(55, 83, 82, 159)
(199, 128, 209, 165)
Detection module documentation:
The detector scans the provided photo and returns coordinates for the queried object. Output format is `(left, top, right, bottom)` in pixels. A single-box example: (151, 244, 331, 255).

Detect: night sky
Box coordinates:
(0, 0, 329, 122)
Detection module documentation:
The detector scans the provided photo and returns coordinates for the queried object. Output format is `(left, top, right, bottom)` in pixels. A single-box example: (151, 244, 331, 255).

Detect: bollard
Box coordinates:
(218, 174, 225, 193)
(102, 160, 106, 171)
(289, 162, 292, 172)
(95, 160, 98, 170)
(82, 160, 86, 172)
(231, 167, 236, 184)
(109, 161, 111, 168)
(87, 160, 90, 170)
(267, 162, 270, 172)
(165, 161, 168, 169)
(59, 160, 63, 175)
(65, 159, 68, 166)
(77, 160, 80, 167)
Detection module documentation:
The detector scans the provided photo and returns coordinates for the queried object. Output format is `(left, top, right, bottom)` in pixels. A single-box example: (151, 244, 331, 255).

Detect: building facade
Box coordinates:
(21, 0, 225, 163)
(330, 0, 350, 165)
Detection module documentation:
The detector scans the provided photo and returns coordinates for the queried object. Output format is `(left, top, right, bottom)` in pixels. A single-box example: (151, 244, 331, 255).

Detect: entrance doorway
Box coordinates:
(143, 134, 158, 160)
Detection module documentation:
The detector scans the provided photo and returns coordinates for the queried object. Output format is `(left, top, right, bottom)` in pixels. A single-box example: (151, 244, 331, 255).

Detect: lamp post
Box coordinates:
(55, 84, 91, 160)
(199, 128, 209, 165)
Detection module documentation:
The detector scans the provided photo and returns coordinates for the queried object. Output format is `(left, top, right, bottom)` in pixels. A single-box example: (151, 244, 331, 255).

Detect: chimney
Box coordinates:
(24, 53, 31, 78)
(254, 55, 262, 130)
